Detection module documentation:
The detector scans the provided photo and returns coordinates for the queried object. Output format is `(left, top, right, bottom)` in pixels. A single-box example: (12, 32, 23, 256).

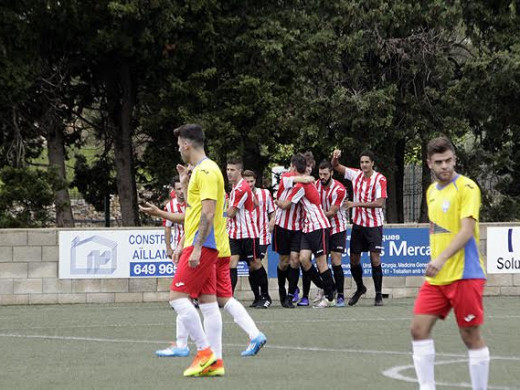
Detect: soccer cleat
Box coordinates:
(183, 347, 216, 377)
(313, 297, 336, 308)
(292, 287, 300, 303)
(255, 296, 271, 309)
(155, 343, 190, 357)
(297, 296, 309, 306)
(348, 285, 367, 306)
(284, 295, 295, 308)
(249, 298, 260, 308)
(241, 332, 267, 356)
(312, 289, 324, 303)
(197, 359, 225, 377)
(374, 293, 384, 306)
(336, 294, 346, 307)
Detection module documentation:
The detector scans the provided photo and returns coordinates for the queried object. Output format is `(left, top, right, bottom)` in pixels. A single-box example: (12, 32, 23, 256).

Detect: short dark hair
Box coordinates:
(227, 157, 243, 169)
(173, 123, 205, 147)
(303, 151, 316, 169)
(171, 175, 180, 185)
(360, 150, 375, 162)
(427, 136, 455, 158)
(319, 160, 333, 171)
(291, 154, 307, 174)
(243, 170, 257, 178)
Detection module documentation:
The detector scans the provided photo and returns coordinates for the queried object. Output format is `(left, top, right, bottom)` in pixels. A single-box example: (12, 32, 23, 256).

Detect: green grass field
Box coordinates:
(1, 297, 519, 389)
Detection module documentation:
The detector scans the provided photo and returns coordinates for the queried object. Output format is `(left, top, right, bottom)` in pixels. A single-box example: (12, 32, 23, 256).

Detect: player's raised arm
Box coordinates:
(331, 149, 347, 176)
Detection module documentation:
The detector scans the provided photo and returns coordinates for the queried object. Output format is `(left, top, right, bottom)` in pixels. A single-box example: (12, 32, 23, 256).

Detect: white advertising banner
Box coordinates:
(486, 227, 520, 274)
(59, 229, 250, 279)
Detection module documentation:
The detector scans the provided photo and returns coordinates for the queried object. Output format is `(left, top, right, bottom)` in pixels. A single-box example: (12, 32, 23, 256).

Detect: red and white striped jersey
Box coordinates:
(344, 168, 387, 227)
(162, 198, 186, 249)
(227, 178, 259, 239)
(288, 183, 331, 233)
(274, 172, 302, 231)
(253, 187, 275, 245)
(315, 179, 348, 235)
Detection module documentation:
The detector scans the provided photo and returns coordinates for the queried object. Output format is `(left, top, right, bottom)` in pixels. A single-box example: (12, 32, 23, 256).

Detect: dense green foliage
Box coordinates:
(1, 0, 519, 227)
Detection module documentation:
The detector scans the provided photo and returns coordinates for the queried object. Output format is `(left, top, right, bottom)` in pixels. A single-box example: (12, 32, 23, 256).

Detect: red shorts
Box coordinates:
(413, 279, 486, 327)
(216, 257, 233, 298)
(170, 246, 218, 298)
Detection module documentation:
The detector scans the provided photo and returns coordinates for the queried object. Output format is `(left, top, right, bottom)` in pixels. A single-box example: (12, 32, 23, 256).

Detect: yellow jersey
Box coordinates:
(184, 158, 230, 257)
(426, 174, 486, 285)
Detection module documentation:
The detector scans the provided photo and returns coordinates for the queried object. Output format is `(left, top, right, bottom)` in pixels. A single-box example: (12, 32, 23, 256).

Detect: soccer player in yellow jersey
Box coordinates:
(167, 123, 228, 377)
(410, 137, 489, 390)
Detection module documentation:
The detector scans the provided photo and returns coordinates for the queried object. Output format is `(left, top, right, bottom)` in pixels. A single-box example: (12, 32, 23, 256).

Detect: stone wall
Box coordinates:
(1, 223, 519, 305)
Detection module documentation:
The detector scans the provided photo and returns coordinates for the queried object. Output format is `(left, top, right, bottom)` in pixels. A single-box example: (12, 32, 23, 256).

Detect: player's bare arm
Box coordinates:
(165, 226, 173, 258)
(292, 176, 315, 184)
(227, 206, 238, 218)
(275, 199, 292, 210)
(345, 197, 386, 209)
(190, 198, 216, 268)
(425, 217, 477, 277)
(139, 202, 185, 224)
(325, 204, 340, 219)
(172, 234, 185, 265)
(331, 149, 347, 176)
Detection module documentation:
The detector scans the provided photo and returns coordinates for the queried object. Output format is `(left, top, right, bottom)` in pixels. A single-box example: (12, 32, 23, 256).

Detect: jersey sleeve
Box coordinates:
(230, 186, 248, 209)
(282, 176, 295, 189)
(197, 169, 219, 201)
(332, 186, 346, 208)
(375, 175, 388, 199)
(460, 179, 481, 221)
(344, 167, 361, 181)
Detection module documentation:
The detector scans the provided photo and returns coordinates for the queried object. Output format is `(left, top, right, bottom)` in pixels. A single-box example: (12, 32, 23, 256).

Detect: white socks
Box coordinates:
(169, 298, 209, 351)
(412, 339, 436, 390)
(199, 302, 223, 359)
(175, 315, 188, 349)
(224, 297, 260, 340)
(413, 340, 489, 390)
(468, 347, 490, 390)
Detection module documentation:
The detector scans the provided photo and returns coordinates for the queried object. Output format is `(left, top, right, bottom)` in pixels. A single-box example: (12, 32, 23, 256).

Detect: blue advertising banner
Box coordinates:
(265, 227, 430, 278)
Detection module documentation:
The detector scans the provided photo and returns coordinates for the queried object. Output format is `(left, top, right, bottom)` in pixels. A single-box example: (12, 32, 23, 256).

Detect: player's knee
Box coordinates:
(410, 322, 428, 340)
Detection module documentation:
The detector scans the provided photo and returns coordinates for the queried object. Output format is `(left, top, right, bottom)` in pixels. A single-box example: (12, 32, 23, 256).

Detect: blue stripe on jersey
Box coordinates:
(462, 237, 485, 279)
(192, 227, 217, 250)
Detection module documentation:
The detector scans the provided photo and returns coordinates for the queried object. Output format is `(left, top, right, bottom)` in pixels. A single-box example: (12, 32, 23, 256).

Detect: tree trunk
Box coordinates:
(47, 123, 74, 227)
(106, 63, 140, 226)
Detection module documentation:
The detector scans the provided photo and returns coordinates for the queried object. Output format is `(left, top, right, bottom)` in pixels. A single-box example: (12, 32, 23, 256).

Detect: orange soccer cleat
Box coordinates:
(183, 347, 217, 377)
(196, 359, 225, 377)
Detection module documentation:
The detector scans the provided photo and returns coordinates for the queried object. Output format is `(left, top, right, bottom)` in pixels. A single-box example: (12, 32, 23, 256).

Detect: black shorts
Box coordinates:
(329, 231, 347, 254)
(301, 228, 329, 257)
(273, 226, 302, 256)
(350, 224, 383, 254)
(258, 244, 269, 259)
(230, 238, 260, 263)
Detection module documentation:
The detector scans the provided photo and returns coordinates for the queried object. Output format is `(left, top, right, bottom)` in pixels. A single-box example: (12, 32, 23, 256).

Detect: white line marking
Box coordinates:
(1, 332, 519, 363)
(382, 358, 517, 390)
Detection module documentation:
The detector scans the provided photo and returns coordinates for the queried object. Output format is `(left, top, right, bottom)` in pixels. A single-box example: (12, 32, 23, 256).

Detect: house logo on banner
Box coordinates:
(71, 235, 118, 275)
(487, 227, 520, 274)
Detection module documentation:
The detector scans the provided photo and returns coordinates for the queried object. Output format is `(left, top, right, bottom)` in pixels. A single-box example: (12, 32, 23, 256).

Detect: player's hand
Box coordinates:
(425, 258, 445, 277)
(172, 247, 182, 265)
(344, 200, 354, 209)
(332, 149, 341, 167)
(189, 247, 202, 268)
(176, 164, 191, 188)
(166, 247, 173, 259)
(139, 202, 160, 216)
(268, 217, 275, 233)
